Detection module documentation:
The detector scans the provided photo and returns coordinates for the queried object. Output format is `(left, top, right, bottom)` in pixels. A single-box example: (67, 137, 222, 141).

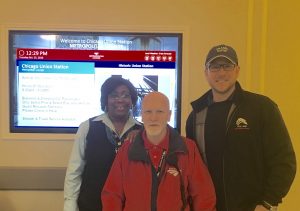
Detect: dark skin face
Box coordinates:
(106, 84, 133, 123)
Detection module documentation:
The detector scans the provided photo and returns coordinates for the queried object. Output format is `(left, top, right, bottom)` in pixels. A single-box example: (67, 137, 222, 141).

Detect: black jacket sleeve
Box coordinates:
(260, 98, 296, 205)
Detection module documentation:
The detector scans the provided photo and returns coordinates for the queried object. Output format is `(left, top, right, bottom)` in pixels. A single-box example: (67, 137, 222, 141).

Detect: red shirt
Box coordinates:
(143, 130, 169, 170)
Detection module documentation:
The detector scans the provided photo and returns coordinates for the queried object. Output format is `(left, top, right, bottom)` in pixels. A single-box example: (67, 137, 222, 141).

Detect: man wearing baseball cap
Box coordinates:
(186, 44, 296, 211)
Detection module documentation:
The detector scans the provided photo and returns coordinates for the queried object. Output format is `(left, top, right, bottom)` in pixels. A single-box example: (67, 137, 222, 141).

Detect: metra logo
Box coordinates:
(235, 117, 249, 130)
(167, 167, 179, 176)
(216, 46, 228, 53)
(88, 52, 103, 60)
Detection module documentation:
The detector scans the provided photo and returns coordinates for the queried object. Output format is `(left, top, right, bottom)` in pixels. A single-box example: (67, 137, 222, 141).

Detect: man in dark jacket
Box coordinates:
(186, 44, 296, 211)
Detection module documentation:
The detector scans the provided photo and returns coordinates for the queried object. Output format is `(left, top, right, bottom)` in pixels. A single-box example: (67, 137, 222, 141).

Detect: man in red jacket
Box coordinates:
(102, 92, 216, 211)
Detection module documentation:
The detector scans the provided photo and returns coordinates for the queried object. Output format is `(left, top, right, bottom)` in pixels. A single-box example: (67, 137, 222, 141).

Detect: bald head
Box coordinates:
(142, 92, 170, 111)
(141, 92, 171, 144)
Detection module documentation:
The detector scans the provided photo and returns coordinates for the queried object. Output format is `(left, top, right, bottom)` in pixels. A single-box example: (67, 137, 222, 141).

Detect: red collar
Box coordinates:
(143, 129, 169, 151)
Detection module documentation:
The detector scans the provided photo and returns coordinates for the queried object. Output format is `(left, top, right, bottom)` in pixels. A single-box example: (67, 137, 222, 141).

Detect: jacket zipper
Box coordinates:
(223, 104, 239, 211)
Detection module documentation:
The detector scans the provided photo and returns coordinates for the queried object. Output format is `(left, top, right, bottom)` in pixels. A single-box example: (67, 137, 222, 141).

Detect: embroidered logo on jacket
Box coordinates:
(167, 167, 179, 176)
(235, 117, 250, 130)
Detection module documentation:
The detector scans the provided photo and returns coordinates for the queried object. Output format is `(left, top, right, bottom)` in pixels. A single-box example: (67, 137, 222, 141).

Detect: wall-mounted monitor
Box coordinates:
(9, 30, 182, 133)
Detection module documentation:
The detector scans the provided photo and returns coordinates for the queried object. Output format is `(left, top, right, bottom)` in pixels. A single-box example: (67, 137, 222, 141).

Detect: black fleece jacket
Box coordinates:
(186, 82, 296, 211)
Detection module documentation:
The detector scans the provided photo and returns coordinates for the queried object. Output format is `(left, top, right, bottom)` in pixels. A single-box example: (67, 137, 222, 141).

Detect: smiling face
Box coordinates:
(205, 57, 240, 101)
(141, 92, 171, 144)
(106, 84, 132, 121)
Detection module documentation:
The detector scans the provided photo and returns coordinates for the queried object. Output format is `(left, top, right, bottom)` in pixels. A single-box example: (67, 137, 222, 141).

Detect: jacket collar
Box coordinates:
(191, 81, 244, 112)
(92, 113, 142, 137)
(128, 126, 187, 165)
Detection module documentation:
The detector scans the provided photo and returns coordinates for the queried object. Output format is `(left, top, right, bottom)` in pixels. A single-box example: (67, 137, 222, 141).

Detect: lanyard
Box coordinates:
(156, 150, 167, 177)
(115, 136, 122, 154)
(105, 126, 123, 154)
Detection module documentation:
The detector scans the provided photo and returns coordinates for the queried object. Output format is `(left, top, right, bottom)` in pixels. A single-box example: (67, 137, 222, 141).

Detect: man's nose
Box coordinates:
(149, 113, 158, 120)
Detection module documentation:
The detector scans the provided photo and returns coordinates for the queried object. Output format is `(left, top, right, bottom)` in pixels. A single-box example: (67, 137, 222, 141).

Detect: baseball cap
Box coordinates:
(205, 44, 238, 66)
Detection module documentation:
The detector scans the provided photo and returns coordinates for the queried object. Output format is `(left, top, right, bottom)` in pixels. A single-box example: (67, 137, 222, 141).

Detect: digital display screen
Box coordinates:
(9, 31, 182, 133)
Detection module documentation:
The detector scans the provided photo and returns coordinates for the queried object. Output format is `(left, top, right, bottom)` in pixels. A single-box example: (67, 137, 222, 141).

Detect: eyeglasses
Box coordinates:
(108, 93, 131, 100)
(208, 63, 236, 72)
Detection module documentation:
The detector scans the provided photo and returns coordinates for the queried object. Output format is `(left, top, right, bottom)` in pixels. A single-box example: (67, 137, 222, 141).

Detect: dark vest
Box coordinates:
(78, 117, 141, 211)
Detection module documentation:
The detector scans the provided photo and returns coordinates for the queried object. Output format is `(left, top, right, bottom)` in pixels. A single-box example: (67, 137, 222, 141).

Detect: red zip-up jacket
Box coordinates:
(102, 127, 216, 211)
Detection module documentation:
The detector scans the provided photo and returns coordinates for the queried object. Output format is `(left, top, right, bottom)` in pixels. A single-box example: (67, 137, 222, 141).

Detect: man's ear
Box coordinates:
(204, 67, 209, 75)
(168, 110, 172, 121)
(236, 65, 240, 74)
(204, 68, 209, 79)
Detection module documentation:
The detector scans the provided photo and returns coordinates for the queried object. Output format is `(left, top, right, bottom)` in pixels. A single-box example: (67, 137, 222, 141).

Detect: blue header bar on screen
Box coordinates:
(18, 61, 95, 74)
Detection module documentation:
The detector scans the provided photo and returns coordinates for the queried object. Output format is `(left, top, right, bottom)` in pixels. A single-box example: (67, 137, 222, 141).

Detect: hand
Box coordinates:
(254, 205, 269, 211)
(126, 129, 140, 142)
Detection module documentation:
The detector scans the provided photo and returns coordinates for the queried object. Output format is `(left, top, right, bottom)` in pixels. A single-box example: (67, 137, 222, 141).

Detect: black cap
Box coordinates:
(205, 44, 238, 66)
